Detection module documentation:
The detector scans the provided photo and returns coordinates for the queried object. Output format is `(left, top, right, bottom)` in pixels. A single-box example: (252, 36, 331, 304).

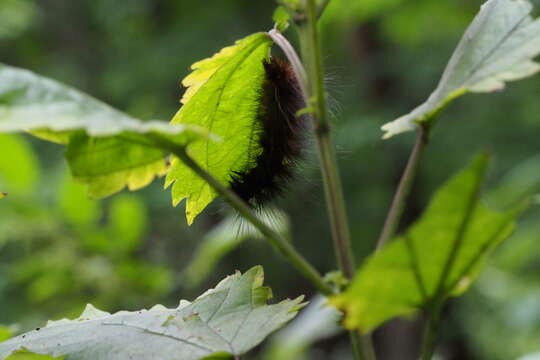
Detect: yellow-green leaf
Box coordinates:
(166, 33, 273, 224)
(332, 155, 521, 332)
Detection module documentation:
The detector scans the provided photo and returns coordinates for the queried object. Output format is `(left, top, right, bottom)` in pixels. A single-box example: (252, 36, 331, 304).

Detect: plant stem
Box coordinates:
(376, 126, 428, 250)
(420, 305, 442, 360)
(300, 1, 376, 359)
(171, 148, 333, 296)
(303, 0, 355, 282)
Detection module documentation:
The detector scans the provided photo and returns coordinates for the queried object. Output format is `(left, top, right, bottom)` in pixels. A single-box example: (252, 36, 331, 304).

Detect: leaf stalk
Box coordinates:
(376, 126, 428, 250)
(171, 147, 333, 296)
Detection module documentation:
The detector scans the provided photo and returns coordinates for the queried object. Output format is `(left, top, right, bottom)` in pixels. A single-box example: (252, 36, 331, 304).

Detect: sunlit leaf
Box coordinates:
(332, 154, 521, 332)
(382, 0, 540, 139)
(0, 267, 304, 360)
(165, 33, 273, 224)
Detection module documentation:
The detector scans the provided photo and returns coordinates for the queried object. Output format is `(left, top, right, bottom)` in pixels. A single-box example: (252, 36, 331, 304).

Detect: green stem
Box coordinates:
(303, 0, 355, 282)
(301, 1, 376, 359)
(420, 305, 442, 360)
(376, 126, 428, 250)
(171, 148, 333, 296)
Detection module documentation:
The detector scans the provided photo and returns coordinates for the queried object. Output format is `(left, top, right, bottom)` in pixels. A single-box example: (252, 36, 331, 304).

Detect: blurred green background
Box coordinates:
(1, 0, 540, 359)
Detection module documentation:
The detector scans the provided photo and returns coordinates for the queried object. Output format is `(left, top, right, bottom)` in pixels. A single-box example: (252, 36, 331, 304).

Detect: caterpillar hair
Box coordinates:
(230, 56, 307, 207)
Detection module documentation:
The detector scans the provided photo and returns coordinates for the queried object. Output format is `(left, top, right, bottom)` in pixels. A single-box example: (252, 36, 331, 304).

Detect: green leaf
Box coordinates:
(273, 6, 290, 32)
(0, 64, 211, 198)
(0, 267, 304, 360)
(0, 193, 6, 199)
(64, 135, 169, 198)
(165, 33, 273, 224)
(183, 211, 289, 286)
(332, 154, 520, 332)
(382, 0, 540, 139)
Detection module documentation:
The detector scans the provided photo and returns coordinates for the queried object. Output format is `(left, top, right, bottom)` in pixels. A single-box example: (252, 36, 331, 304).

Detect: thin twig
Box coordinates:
(420, 306, 442, 360)
(171, 148, 333, 296)
(376, 126, 428, 250)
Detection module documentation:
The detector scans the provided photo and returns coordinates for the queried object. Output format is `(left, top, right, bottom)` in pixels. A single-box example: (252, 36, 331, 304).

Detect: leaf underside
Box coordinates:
(382, 0, 540, 139)
(0, 267, 304, 360)
(165, 32, 273, 224)
(332, 154, 519, 332)
(0, 63, 209, 198)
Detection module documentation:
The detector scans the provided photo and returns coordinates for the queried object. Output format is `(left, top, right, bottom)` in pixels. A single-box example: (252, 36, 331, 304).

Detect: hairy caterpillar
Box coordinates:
(230, 57, 306, 206)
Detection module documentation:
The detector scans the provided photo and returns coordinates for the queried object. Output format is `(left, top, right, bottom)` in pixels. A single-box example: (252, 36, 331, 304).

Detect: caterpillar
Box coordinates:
(230, 57, 306, 207)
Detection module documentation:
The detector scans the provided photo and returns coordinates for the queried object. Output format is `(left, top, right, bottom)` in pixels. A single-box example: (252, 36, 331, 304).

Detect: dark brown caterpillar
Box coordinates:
(230, 57, 306, 206)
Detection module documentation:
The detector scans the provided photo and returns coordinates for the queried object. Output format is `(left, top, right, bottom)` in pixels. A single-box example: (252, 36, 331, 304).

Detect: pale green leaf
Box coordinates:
(166, 33, 273, 224)
(382, 0, 540, 139)
(0, 267, 304, 360)
(0, 64, 208, 144)
(0, 64, 211, 197)
(332, 155, 520, 332)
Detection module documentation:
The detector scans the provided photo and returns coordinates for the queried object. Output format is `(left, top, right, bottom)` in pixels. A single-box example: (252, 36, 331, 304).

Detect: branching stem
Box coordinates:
(171, 148, 333, 296)
(376, 126, 428, 250)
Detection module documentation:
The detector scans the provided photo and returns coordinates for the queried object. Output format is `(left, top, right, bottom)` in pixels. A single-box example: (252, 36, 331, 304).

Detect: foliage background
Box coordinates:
(1, 0, 540, 359)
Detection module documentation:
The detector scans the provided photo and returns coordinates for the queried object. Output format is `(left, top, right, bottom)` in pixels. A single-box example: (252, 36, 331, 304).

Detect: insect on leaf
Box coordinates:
(165, 33, 273, 224)
(382, 0, 540, 139)
(332, 154, 523, 332)
(0, 267, 304, 360)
